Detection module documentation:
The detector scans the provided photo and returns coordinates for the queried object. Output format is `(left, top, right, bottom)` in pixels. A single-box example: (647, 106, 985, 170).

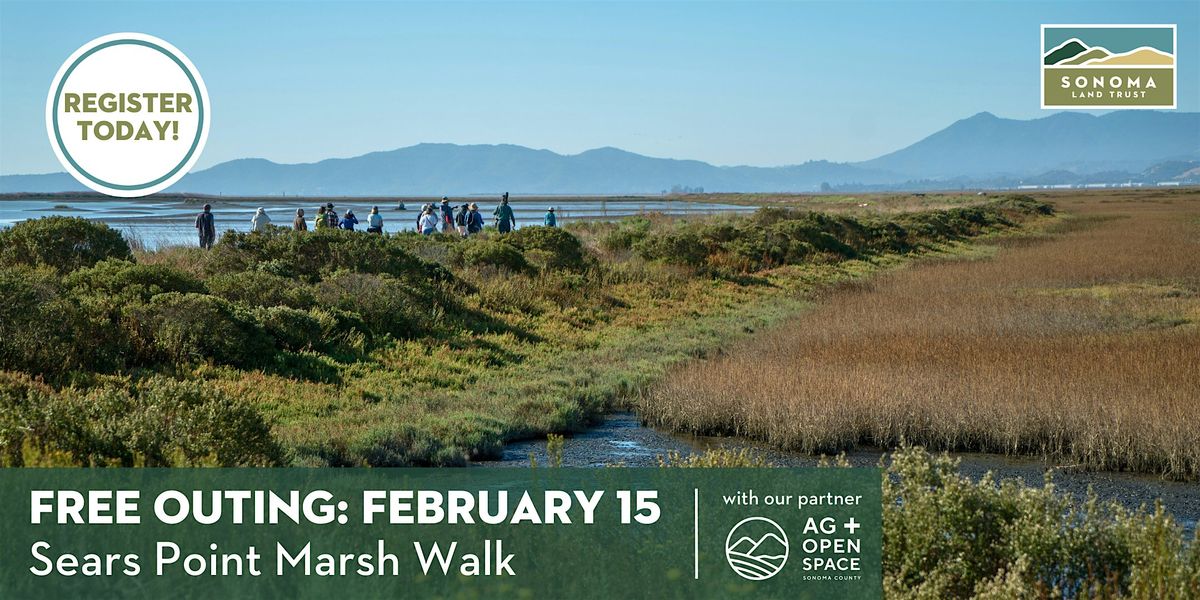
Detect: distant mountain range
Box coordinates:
(3, 111, 1197, 195)
(858, 111, 1198, 180)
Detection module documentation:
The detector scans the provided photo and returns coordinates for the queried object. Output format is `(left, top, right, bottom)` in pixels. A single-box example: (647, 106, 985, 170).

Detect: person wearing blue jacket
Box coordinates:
(340, 210, 359, 231)
(439, 197, 454, 232)
(194, 204, 216, 249)
(544, 207, 557, 227)
(466, 203, 485, 235)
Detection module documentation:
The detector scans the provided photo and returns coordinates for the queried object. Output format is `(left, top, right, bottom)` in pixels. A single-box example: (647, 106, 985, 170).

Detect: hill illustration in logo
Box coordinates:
(724, 517, 790, 581)
(1044, 39, 1090, 65)
(1044, 38, 1174, 67)
(1059, 47, 1110, 65)
(1087, 47, 1173, 66)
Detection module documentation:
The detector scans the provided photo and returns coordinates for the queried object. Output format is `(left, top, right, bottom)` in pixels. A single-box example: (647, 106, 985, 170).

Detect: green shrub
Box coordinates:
(748, 207, 801, 228)
(348, 424, 464, 467)
(1, 373, 281, 467)
(314, 272, 437, 339)
(0, 267, 128, 377)
(768, 218, 858, 258)
(251, 259, 296, 278)
(896, 205, 1017, 242)
(63, 259, 205, 302)
(252, 306, 323, 352)
(57, 260, 210, 372)
(0, 268, 71, 374)
(126, 292, 273, 367)
(505, 227, 588, 270)
(0, 371, 59, 466)
(211, 228, 453, 286)
(722, 227, 788, 269)
(206, 270, 316, 308)
(128, 377, 281, 466)
(456, 240, 530, 273)
(811, 213, 874, 250)
(309, 307, 370, 353)
(883, 446, 1198, 598)
(863, 221, 912, 254)
(599, 217, 652, 252)
(696, 222, 742, 250)
(634, 229, 709, 266)
(994, 194, 1055, 215)
(0, 216, 131, 272)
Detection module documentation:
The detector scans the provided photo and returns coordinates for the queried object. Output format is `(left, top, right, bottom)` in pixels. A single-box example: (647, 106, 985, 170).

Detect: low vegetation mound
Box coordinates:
(0, 372, 281, 467)
(453, 240, 531, 273)
(630, 199, 1037, 272)
(0, 216, 132, 272)
(210, 228, 453, 284)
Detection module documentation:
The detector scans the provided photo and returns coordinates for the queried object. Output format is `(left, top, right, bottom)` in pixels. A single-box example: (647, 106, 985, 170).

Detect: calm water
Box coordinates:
(477, 413, 1200, 536)
(0, 196, 757, 249)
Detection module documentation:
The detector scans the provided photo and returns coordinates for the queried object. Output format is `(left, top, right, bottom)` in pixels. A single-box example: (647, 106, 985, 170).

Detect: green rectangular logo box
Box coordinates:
(0, 468, 881, 599)
(1041, 24, 1177, 109)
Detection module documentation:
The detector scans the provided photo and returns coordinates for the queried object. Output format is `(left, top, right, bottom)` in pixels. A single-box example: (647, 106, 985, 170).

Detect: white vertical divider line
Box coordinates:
(693, 488, 699, 580)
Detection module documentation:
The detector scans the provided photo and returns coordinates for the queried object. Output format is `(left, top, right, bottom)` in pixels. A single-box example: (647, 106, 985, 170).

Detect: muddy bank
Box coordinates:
(475, 412, 1200, 536)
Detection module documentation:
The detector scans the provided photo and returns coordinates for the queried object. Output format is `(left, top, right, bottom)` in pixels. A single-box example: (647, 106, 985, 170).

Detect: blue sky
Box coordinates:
(1, 0, 1196, 175)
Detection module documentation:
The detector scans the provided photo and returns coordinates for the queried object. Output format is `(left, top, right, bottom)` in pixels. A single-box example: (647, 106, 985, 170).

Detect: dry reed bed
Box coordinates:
(642, 194, 1200, 479)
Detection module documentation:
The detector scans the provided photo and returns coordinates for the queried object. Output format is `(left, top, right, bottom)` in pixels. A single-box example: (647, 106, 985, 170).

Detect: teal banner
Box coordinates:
(0, 468, 881, 599)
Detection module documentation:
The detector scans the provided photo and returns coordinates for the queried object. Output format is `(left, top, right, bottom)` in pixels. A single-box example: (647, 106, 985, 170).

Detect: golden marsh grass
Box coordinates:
(642, 191, 1200, 478)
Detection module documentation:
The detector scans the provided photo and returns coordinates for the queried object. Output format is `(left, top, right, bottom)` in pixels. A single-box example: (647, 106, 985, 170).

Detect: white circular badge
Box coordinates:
(45, 33, 210, 197)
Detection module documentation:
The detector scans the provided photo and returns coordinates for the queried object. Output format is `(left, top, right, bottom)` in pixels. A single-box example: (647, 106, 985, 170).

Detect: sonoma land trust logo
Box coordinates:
(1041, 24, 1176, 109)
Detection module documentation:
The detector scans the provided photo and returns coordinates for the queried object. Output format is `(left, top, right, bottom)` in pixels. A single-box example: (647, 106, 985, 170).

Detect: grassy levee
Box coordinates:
(0, 193, 1049, 466)
(641, 190, 1200, 480)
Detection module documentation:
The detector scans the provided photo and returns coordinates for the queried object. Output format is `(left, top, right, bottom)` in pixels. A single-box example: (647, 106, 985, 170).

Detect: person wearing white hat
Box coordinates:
(439, 197, 454, 232)
(250, 207, 272, 232)
(544, 207, 557, 227)
(466, 203, 484, 235)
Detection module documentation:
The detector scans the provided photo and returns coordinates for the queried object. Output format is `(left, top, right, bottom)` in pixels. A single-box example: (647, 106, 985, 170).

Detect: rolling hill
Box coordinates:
(2, 111, 1197, 194)
(858, 111, 1199, 179)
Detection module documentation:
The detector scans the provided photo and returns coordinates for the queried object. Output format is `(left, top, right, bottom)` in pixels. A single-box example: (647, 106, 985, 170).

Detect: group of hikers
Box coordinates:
(193, 192, 558, 249)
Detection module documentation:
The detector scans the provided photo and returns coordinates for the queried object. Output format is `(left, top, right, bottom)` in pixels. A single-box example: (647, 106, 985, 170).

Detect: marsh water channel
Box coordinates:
(0, 195, 756, 249)
(475, 412, 1200, 537)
